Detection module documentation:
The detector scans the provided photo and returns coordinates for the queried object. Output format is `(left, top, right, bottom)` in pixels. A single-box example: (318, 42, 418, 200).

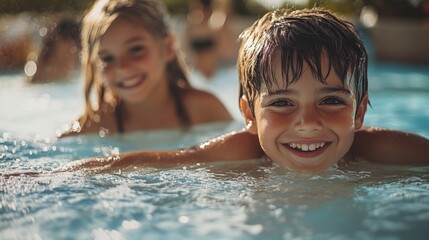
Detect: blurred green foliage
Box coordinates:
(0, 0, 359, 16)
(0, 0, 92, 13)
(167, 0, 360, 16)
(5, 0, 423, 19)
(359, 0, 429, 19)
(164, 0, 189, 14)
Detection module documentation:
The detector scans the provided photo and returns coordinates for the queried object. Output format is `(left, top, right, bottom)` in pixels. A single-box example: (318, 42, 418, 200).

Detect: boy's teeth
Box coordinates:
(289, 143, 325, 151)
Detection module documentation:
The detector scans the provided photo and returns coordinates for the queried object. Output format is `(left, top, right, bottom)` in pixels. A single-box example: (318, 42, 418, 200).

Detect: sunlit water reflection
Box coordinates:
(1, 62, 429, 239)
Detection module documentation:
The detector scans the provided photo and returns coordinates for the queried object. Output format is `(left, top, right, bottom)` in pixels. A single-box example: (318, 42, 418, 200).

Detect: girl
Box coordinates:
(59, 0, 232, 137)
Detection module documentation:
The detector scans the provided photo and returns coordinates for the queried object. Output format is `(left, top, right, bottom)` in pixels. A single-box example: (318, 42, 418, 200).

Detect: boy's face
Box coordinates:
(241, 52, 367, 172)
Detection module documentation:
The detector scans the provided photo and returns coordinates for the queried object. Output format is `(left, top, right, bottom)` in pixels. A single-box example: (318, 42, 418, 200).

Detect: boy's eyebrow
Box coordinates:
(320, 87, 352, 95)
(262, 87, 352, 97)
(263, 89, 295, 96)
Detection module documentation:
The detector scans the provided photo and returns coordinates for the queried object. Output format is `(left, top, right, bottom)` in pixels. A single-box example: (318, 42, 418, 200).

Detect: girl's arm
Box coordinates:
(350, 127, 429, 164)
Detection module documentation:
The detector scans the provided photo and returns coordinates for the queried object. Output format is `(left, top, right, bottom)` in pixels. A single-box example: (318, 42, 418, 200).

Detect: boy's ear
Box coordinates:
(239, 95, 258, 135)
(354, 93, 368, 130)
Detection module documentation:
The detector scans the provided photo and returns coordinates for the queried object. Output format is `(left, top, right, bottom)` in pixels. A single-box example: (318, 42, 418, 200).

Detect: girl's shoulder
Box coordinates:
(181, 87, 233, 123)
(182, 87, 219, 104)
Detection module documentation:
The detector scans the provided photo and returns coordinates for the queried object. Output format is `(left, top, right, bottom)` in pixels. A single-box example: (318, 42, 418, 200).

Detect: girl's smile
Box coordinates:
(115, 73, 146, 89)
(98, 16, 173, 104)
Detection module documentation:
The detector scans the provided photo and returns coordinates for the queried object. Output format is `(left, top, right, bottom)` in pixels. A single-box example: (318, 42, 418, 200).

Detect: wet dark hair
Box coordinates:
(238, 8, 368, 114)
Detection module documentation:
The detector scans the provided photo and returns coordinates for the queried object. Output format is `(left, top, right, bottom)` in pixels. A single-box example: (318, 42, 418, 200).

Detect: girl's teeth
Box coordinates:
(123, 78, 139, 87)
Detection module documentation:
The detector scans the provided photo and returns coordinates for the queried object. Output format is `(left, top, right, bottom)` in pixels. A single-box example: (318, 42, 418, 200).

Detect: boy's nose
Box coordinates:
(294, 105, 322, 133)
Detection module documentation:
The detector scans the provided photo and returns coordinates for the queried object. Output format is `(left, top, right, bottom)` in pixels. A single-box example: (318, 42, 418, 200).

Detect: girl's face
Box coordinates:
(242, 51, 368, 172)
(98, 17, 174, 103)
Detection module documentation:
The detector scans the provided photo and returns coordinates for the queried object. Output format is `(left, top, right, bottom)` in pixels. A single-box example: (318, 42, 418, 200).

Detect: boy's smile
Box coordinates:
(242, 51, 367, 172)
(284, 142, 330, 158)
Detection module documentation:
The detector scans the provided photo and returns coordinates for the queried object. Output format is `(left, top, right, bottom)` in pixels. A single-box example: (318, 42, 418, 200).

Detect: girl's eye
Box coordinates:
(129, 45, 144, 55)
(321, 97, 345, 105)
(269, 99, 293, 107)
(100, 55, 114, 64)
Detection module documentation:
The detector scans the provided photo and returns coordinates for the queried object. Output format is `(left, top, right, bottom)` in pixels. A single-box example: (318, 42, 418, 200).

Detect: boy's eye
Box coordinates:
(269, 99, 293, 107)
(321, 97, 345, 105)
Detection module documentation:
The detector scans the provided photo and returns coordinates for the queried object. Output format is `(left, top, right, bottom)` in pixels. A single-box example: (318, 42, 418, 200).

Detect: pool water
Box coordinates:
(1, 61, 429, 239)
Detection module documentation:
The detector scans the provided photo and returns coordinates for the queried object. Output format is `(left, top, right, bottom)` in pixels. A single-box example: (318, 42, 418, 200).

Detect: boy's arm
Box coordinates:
(60, 129, 264, 173)
(350, 127, 429, 164)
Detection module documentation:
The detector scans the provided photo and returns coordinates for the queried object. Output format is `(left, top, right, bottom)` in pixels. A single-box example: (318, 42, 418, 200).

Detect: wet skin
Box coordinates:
(241, 52, 367, 172)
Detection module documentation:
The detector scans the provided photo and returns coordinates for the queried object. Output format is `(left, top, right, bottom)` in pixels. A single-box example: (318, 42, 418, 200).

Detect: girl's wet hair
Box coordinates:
(238, 8, 368, 113)
(80, 0, 191, 131)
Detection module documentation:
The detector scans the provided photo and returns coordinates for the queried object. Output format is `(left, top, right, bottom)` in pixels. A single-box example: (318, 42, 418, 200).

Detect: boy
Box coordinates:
(63, 8, 428, 173)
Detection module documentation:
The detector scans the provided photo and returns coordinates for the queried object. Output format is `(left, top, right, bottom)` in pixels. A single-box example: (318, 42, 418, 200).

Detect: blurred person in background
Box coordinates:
(185, 0, 236, 79)
(24, 17, 81, 83)
(0, 14, 33, 72)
